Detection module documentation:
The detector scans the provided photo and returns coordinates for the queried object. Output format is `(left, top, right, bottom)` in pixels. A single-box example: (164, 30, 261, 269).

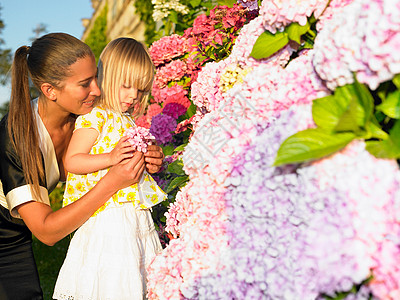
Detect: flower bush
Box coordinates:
(143, 0, 400, 299)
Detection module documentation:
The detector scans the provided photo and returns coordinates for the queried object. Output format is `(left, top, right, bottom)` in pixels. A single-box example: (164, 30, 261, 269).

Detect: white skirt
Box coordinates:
(53, 204, 162, 300)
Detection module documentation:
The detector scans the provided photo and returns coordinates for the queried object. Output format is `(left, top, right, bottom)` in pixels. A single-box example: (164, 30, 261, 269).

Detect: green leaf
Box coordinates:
(365, 120, 400, 159)
(166, 175, 189, 193)
(312, 95, 349, 130)
(364, 121, 389, 140)
(162, 145, 175, 156)
(352, 79, 374, 123)
(217, 0, 236, 7)
(285, 21, 310, 44)
(169, 11, 178, 24)
(250, 31, 289, 60)
(392, 74, 400, 90)
(299, 39, 314, 50)
(312, 81, 374, 135)
(167, 159, 186, 175)
(174, 143, 187, 153)
(365, 139, 400, 159)
(389, 119, 400, 146)
(190, 0, 201, 7)
(273, 128, 356, 166)
(376, 90, 400, 119)
(334, 97, 365, 134)
(185, 103, 196, 118)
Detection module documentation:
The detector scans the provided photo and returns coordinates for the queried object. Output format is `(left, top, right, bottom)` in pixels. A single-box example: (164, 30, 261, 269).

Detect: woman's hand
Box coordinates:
(107, 151, 145, 190)
(144, 144, 164, 174)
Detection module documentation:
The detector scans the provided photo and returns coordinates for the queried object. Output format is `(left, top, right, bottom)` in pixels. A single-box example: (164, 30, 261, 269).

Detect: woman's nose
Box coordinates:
(91, 80, 101, 96)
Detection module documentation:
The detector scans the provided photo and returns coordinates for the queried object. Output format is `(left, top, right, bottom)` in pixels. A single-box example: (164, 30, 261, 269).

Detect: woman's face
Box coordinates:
(54, 55, 100, 115)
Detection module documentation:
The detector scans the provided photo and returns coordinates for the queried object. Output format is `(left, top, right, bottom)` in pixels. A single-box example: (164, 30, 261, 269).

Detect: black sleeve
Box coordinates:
(0, 114, 47, 198)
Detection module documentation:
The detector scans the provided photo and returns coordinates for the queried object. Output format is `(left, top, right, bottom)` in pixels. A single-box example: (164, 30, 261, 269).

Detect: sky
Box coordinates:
(0, 0, 95, 105)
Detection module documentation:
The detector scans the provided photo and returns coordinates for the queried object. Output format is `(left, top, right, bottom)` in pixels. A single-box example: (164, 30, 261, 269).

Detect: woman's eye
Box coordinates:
(81, 82, 90, 88)
(123, 84, 131, 89)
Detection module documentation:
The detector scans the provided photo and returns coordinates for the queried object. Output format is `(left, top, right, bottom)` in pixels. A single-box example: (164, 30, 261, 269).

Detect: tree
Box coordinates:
(0, 5, 12, 85)
(30, 23, 48, 42)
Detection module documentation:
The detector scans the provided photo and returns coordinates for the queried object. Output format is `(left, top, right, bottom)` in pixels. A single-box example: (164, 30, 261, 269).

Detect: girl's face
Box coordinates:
(119, 84, 138, 113)
(53, 55, 100, 115)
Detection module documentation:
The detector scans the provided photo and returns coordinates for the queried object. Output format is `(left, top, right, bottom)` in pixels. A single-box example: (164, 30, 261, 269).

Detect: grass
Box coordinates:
(33, 237, 70, 299)
(32, 183, 70, 300)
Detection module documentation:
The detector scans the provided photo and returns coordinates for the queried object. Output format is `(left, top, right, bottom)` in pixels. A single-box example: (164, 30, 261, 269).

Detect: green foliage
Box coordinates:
(250, 30, 290, 60)
(133, 0, 157, 46)
(0, 5, 12, 85)
(0, 101, 9, 118)
(155, 0, 217, 38)
(84, 3, 108, 61)
(33, 183, 69, 299)
(322, 276, 373, 300)
(250, 18, 315, 60)
(217, 0, 236, 7)
(274, 76, 400, 166)
(274, 129, 356, 166)
(33, 237, 70, 299)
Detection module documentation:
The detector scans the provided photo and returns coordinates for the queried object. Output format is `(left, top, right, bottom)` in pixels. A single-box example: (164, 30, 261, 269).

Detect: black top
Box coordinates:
(0, 114, 44, 299)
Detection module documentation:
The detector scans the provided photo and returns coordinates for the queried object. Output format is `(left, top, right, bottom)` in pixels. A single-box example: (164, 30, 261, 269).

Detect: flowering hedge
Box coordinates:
(144, 0, 400, 299)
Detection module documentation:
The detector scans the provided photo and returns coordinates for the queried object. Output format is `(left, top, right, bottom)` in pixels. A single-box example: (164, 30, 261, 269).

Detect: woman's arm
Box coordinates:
(65, 128, 134, 175)
(17, 151, 145, 246)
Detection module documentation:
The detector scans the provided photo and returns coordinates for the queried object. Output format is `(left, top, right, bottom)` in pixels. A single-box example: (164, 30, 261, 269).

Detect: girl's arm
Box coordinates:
(65, 128, 134, 175)
(17, 151, 145, 246)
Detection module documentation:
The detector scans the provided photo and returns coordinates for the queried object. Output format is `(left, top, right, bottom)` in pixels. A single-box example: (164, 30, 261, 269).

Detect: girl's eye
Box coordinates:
(123, 84, 131, 89)
(81, 81, 90, 88)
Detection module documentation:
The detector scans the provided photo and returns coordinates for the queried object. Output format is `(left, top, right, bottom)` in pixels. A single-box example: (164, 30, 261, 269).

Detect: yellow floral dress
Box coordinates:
(63, 105, 167, 216)
(53, 106, 166, 300)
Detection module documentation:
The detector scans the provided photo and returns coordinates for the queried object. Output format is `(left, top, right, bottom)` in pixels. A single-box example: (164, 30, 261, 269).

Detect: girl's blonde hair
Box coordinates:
(8, 33, 93, 201)
(97, 38, 155, 118)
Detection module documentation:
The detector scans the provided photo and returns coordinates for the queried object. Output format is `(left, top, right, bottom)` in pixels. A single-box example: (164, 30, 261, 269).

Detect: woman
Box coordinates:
(0, 33, 164, 300)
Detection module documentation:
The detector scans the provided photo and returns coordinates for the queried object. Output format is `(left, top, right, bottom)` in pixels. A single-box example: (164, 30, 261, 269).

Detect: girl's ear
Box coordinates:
(40, 83, 57, 100)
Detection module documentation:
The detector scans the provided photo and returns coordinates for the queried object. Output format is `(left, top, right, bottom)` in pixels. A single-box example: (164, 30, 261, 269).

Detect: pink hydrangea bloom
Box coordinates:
(149, 34, 189, 67)
(230, 15, 295, 68)
(313, 0, 400, 90)
(154, 60, 188, 88)
(191, 57, 233, 113)
(224, 49, 329, 124)
(164, 181, 194, 238)
(135, 114, 151, 129)
(259, 0, 329, 33)
(124, 126, 155, 153)
(316, 0, 355, 32)
(146, 103, 163, 120)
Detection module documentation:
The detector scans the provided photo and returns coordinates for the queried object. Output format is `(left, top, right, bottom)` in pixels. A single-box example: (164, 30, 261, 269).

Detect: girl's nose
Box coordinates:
(130, 88, 138, 100)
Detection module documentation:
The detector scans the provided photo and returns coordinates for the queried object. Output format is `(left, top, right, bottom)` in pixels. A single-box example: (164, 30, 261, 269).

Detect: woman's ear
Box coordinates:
(40, 83, 57, 100)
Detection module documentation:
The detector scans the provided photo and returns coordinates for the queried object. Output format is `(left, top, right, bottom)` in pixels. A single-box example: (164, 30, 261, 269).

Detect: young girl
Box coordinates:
(53, 38, 167, 300)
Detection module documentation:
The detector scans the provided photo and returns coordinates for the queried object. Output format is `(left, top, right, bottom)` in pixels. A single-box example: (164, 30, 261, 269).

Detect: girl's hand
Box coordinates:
(108, 136, 135, 166)
(144, 144, 164, 174)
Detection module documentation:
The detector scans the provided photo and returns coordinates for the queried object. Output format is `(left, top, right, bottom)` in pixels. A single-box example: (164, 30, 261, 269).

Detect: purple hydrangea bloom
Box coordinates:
(149, 114, 177, 145)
